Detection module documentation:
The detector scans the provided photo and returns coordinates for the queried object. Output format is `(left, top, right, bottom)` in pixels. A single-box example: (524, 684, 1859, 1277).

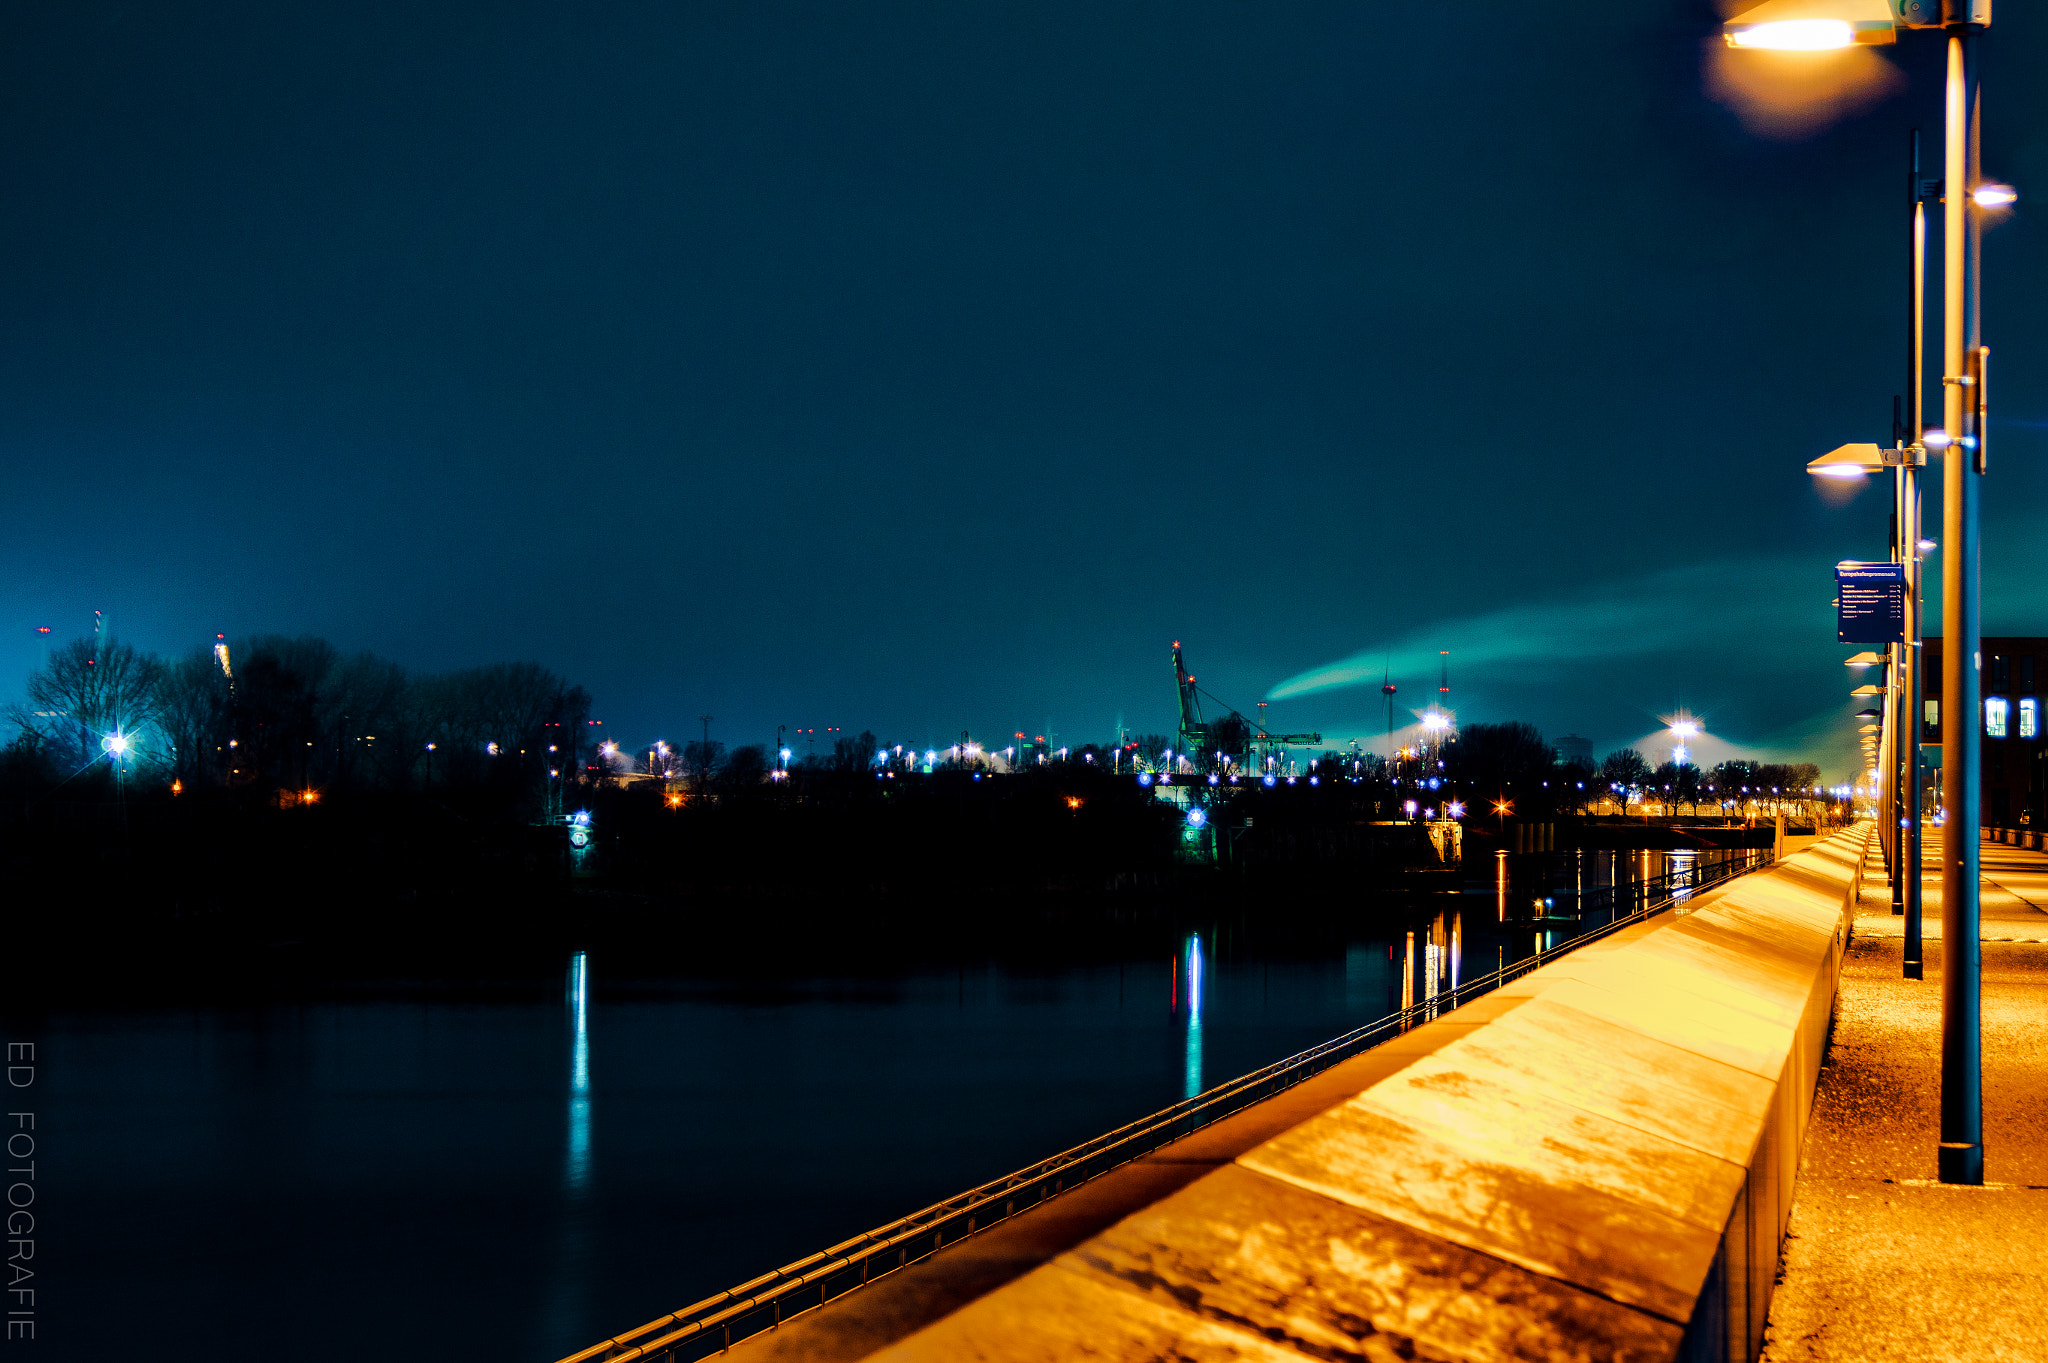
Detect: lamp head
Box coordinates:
(1807, 442, 1887, 478)
(1722, 0, 1899, 49)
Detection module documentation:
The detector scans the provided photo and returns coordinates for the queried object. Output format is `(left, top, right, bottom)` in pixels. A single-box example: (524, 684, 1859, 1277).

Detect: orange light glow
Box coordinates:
(302, 789, 320, 804)
(1704, 39, 1902, 141)
(665, 792, 684, 808)
(1066, 797, 1083, 810)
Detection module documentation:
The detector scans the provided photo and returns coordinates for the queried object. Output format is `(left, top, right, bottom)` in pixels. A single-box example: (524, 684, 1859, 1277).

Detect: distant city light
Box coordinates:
(101, 734, 130, 756)
(1185, 808, 1206, 828)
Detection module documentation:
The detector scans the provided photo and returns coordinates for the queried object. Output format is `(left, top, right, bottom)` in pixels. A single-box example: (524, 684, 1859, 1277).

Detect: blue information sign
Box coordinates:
(1836, 561, 1905, 645)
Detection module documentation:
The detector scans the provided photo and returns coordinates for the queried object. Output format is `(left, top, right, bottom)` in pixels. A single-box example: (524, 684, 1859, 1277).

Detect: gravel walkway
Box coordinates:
(1762, 840, 2048, 1362)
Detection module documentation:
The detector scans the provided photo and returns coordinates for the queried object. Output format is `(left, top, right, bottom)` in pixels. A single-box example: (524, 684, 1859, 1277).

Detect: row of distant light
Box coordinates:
(1141, 771, 1323, 789)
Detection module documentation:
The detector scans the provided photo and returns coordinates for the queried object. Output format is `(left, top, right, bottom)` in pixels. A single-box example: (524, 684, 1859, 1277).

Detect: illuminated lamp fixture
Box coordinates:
(1807, 442, 1919, 479)
(1721, 0, 1897, 50)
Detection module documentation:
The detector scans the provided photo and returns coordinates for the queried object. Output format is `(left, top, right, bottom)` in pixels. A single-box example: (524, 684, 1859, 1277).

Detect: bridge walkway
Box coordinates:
(1763, 837, 2048, 1362)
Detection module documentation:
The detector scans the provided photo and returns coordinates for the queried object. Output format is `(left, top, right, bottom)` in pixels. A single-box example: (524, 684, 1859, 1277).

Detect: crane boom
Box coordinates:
(1171, 641, 1208, 755)
(1172, 641, 1322, 759)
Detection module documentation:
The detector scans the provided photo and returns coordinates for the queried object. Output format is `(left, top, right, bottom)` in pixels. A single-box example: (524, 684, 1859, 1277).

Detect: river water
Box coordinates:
(29, 848, 1726, 1361)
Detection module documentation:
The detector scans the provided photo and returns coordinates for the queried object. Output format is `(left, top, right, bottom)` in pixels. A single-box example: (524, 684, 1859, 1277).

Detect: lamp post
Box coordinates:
(1729, 0, 1995, 1185)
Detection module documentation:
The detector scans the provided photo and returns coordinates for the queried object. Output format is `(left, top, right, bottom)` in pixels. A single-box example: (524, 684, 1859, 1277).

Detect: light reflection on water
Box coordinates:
(44, 847, 1753, 1363)
(544, 952, 595, 1354)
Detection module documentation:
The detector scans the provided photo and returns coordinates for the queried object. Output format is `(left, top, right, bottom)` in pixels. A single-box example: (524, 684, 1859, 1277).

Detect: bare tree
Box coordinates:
(12, 637, 168, 772)
(1597, 748, 1651, 814)
(155, 648, 232, 784)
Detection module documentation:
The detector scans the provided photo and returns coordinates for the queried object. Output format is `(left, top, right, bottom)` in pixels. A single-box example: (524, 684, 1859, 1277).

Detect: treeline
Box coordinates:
(1445, 721, 1823, 818)
(5, 634, 591, 794)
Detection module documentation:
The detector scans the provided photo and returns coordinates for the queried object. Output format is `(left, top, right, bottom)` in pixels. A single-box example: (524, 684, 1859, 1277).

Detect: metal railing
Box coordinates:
(1521, 847, 1763, 924)
(557, 847, 1770, 1363)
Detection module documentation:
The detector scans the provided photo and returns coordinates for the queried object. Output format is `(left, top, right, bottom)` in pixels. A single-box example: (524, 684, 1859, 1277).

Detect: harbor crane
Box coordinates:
(1171, 642, 1320, 772)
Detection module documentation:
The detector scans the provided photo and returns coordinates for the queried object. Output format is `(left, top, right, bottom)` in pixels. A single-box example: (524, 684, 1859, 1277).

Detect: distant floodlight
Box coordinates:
(102, 734, 130, 756)
(1186, 807, 1206, 828)
(1671, 720, 1700, 738)
(1974, 183, 2018, 208)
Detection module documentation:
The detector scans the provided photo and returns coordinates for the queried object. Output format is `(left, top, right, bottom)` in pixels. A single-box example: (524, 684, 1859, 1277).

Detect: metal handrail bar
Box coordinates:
(557, 848, 1768, 1363)
(1540, 848, 1755, 916)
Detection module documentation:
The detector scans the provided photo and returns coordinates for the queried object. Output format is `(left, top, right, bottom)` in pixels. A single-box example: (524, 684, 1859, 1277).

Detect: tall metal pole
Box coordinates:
(1937, 17, 1984, 1187)
(1904, 129, 1928, 981)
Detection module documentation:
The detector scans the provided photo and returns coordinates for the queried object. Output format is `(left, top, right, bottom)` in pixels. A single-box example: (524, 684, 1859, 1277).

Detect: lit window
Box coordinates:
(1925, 699, 1939, 727)
(1985, 696, 2009, 739)
(2023, 698, 2040, 740)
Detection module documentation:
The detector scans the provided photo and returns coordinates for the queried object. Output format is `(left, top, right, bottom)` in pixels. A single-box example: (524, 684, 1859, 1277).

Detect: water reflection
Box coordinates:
(1668, 850, 1700, 910)
(542, 951, 595, 1354)
(567, 951, 591, 1189)
(1182, 934, 1203, 1098)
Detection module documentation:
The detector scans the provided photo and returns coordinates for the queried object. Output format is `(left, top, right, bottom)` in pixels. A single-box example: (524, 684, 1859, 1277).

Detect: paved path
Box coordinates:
(1762, 840, 2048, 1362)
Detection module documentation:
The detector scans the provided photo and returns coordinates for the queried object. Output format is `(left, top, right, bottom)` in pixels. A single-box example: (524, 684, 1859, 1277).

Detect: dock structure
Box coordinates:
(660, 825, 1865, 1363)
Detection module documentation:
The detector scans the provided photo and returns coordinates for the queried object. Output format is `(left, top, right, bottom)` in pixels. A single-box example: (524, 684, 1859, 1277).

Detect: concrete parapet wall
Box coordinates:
(857, 824, 1871, 1363)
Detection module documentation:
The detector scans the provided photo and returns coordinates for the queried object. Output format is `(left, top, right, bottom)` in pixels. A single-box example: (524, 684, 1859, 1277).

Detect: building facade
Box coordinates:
(1921, 635, 2048, 827)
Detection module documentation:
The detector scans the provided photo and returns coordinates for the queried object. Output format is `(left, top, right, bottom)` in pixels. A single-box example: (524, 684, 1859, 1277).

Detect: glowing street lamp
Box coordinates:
(1727, 0, 1995, 1187)
(1721, 0, 1899, 50)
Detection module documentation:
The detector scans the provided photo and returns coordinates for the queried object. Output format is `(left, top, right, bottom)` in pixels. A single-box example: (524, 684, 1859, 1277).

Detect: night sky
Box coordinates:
(4, 2, 2044, 775)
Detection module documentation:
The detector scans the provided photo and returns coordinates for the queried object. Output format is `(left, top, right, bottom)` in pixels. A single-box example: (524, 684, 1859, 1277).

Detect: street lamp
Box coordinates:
(1727, 0, 1994, 1185)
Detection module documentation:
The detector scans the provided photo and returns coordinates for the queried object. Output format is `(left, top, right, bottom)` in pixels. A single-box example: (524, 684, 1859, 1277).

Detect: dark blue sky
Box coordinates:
(4, 2, 2043, 773)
